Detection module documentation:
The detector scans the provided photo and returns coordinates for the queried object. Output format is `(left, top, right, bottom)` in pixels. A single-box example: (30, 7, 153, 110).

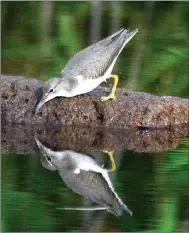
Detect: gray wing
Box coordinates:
(61, 29, 134, 80)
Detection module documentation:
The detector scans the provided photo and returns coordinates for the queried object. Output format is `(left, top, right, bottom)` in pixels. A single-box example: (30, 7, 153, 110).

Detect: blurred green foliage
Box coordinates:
(1, 1, 188, 97)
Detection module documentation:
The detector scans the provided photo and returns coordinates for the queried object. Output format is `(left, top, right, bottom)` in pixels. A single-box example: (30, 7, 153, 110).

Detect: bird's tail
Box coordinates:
(101, 28, 125, 44)
(123, 29, 138, 46)
(104, 28, 138, 61)
(120, 202, 133, 216)
(108, 201, 133, 217)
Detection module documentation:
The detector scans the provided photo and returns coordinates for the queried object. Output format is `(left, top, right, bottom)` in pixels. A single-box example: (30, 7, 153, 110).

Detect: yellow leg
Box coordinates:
(101, 75, 119, 101)
(101, 150, 116, 172)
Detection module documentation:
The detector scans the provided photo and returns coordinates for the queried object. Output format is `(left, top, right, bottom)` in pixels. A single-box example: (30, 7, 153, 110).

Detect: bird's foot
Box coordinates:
(101, 150, 111, 154)
(101, 93, 116, 101)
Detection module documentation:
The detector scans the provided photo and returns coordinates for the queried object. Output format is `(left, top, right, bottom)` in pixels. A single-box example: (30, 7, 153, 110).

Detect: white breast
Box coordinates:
(68, 56, 118, 97)
(71, 77, 104, 96)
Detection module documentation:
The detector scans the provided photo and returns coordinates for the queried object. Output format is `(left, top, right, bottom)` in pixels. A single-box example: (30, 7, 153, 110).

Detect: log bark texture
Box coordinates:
(1, 75, 188, 129)
(2, 124, 188, 154)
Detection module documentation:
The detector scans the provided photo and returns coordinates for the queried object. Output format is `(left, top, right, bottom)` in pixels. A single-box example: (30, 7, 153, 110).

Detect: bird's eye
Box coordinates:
(49, 89, 53, 93)
(47, 156, 52, 162)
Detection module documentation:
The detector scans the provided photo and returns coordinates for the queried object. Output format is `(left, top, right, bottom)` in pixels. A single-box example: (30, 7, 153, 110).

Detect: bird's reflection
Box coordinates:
(35, 137, 132, 217)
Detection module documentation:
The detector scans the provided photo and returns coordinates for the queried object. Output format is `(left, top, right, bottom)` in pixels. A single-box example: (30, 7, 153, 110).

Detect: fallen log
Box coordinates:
(1, 75, 188, 128)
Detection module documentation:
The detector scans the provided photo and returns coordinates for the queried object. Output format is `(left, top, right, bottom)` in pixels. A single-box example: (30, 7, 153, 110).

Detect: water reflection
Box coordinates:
(2, 124, 188, 232)
(35, 137, 132, 217)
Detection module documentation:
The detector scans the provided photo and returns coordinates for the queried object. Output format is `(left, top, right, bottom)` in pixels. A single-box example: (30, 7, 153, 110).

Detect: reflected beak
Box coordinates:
(34, 136, 43, 149)
(34, 136, 51, 156)
(34, 136, 53, 155)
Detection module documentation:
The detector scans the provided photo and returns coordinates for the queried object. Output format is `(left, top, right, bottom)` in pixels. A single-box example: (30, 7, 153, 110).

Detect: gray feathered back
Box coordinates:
(61, 29, 137, 80)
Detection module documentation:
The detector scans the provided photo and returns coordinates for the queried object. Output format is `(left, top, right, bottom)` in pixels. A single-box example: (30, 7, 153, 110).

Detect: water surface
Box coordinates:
(2, 127, 188, 232)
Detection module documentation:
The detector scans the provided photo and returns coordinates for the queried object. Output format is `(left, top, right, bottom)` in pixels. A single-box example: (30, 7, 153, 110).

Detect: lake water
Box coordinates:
(2, 125, 188, 232)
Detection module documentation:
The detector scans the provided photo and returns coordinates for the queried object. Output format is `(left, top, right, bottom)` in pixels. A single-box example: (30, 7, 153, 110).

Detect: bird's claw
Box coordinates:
(101, 94, 116, 101)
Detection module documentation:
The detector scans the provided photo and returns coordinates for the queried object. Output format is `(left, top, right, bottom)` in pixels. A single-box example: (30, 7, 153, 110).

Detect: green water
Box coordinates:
(1, 1, 189, 232)
(2, 137, 188, 232)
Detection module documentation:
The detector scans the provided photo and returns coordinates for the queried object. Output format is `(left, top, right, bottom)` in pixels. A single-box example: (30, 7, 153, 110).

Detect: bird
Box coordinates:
(35, 28, 138, 112)
(35, 137, 132, 216)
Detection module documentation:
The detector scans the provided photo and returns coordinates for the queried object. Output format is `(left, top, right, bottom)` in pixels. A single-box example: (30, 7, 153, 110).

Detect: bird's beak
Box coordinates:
(35, 99, 45, 113)
(35, 94, 52, 114)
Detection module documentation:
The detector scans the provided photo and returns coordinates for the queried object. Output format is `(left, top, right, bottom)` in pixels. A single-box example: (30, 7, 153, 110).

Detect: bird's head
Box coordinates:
(35, 77, 59, 112)
(35, 77, 69, 113)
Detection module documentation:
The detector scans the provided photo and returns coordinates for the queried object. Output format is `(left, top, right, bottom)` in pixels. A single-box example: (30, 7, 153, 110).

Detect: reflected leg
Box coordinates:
(102, 150, 116, 172)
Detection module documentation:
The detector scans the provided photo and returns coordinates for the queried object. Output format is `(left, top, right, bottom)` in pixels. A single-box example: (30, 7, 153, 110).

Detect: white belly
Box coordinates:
(74, 77, 106, 96)
(69, 60, 116, 97)
(64, 56, 117, 97)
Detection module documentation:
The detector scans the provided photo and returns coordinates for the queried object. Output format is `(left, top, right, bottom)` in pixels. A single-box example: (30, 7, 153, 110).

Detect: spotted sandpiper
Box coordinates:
(35, 137, 132, 216)
(35, 28, 138, 112)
